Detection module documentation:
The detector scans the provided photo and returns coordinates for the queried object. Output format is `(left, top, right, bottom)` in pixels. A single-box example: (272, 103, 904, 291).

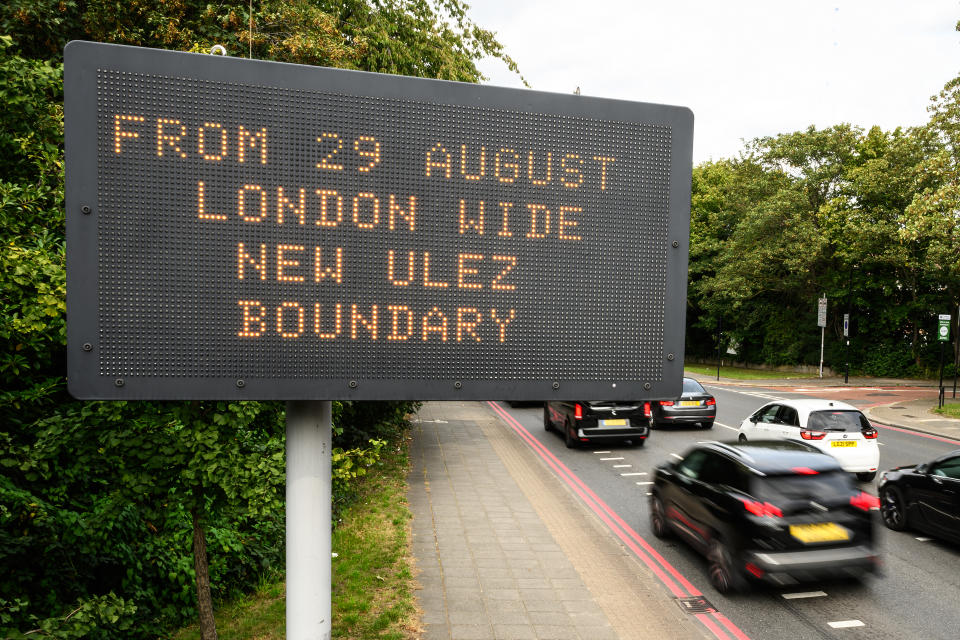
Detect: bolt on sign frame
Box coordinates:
(65, 41, 694, 401)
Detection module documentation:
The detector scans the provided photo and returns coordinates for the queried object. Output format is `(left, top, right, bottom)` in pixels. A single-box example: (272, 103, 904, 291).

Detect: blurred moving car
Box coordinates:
(544, 401, 650, 448)
(737, 399, 880, 481)
(650, 377, 716, 429)
(878, 449, 960, 543)
(650, 440, 880, 593)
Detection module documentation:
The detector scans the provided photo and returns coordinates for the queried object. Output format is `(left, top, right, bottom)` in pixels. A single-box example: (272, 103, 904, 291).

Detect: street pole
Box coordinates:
(286, 400, 332, 640)
(716, 316, 721, 381)
(954, 303, 959, 398)
(939, 341, 946, 409)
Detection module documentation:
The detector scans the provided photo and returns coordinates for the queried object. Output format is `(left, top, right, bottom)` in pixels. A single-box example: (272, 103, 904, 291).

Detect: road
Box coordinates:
(493, 384, 960, 640)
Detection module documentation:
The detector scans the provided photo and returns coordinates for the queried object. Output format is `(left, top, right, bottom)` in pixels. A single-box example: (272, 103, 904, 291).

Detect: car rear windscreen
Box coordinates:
(751, 471, 855, 503)
(807, 410, 871, 432)
(682, 379, 705, 394)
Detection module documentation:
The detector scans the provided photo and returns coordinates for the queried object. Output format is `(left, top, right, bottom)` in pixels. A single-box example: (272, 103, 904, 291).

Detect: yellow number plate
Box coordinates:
(602, 419, 627, 426)
(831, 440, 857, 447)
(679, 400, 701, 407)
(790, 522, 850, 544)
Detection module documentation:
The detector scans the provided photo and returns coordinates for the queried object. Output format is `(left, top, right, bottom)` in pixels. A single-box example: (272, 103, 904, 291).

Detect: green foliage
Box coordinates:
(686, 108, 960, 378)
(2, 1, 507, 637)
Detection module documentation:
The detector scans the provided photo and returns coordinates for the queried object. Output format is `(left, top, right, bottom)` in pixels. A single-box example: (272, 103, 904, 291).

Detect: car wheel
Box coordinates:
(634, 437, 646, 448)
(650, 496, 671, 539)
(543, 405, 552, 432)
(707, 538, 745, 594)
(857, 471, 877, 482)
(701, 421, 714, 429)
(880, 486, 909, 531)
(564, 420, 577, 449)
(738, 434, 747, 443)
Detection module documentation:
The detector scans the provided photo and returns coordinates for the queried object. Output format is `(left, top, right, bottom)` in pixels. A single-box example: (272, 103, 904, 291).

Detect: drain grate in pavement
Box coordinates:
(676, 595, 718, 614)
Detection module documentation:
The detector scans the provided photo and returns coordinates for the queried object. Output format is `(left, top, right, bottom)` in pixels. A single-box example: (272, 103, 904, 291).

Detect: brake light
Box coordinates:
(862, 428, 878, 439)
(740, 499, 783, 518)
(791, 467, 819, 475)
(706, 398, 716, 406)
(800, 429, 827, 440)
(643, 402, 651, 418)
(850, 491, 880, 511)
(659, 400, 674, 407)
(574, 403, 583, 420)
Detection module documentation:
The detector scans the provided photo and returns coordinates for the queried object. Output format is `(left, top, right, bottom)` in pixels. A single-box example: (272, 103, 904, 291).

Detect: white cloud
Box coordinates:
(469, 0, 960, 163)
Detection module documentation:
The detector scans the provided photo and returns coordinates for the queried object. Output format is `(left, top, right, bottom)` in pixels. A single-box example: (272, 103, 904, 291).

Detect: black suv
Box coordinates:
(650, 441, 879, 593)
(544, 401, 651, 448)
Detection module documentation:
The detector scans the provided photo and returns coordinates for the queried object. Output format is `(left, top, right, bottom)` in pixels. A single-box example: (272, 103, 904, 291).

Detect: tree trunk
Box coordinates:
(192, 508, 218, 640)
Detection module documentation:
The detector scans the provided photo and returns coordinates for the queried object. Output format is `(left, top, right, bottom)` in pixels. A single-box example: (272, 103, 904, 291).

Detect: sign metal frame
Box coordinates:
(65, 41, 694, 401)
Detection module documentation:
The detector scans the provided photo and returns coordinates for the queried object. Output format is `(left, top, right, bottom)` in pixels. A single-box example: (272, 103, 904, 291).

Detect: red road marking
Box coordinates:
(487, 401, 751, 640)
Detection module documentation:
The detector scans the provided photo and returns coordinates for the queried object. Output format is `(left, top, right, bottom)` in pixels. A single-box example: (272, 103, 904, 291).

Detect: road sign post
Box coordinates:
(818, 296, 827, 378)
(939, 314, 951, 407)
(843, 313, 850, 384)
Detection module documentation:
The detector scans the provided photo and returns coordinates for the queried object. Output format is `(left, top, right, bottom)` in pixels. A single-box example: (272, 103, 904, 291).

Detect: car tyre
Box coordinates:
(564, 420, 577, 449)
(650, 495, 671, 539)
(880, 486, 909, 531)
(543, 405, 552, 432)
(738, 434, 747, 443)
(701, 421, 714, 429)
(707, 538, 745, 594)
(856, 471, 877, 482)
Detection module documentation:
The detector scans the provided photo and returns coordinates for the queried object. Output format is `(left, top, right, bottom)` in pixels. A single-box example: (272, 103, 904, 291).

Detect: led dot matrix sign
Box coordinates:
(65, 41, 694, 400)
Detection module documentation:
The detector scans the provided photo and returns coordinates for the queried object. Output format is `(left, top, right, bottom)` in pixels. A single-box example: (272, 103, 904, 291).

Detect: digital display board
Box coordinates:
(64, 41, 693, 400)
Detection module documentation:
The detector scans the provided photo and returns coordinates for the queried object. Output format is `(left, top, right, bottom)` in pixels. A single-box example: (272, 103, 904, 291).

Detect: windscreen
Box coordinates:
(807, 410, 871, 432)
(751, 471, 855, 503)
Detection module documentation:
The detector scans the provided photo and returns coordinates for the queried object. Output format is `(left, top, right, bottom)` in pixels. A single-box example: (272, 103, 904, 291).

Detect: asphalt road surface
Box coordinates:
(494, 384, 960, 640)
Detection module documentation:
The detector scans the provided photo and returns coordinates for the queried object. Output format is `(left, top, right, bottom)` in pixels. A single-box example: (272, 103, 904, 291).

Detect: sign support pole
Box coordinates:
(286, 400, 332, 640)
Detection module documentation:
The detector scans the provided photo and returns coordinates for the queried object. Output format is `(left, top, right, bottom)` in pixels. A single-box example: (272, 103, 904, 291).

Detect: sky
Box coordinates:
(468, 0, 960, 164)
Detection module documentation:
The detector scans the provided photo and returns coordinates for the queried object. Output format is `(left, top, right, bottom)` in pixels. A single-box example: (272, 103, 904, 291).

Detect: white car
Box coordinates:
(737, 399, 880, 481)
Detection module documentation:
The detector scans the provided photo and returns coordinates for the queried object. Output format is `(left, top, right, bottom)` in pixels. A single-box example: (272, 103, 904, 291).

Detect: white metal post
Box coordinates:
(286, 400, 332, 640)
(819, 327, 824, 378)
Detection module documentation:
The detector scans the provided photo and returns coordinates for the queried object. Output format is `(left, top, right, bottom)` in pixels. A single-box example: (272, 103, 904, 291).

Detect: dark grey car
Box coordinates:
(650, 377, 716, 429)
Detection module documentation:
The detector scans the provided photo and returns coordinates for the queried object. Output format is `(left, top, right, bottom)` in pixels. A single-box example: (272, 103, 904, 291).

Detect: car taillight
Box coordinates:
(706, 398, 716, 406)
(791, 467, 819, 475)
(643, 402, 651, 418)
(862, 428, 878, 439)
(740, 499, 783, 518)
(659, 400, 674, 407)
(574, 403, 583, 420)
(800, 429, 827, 440)
(850, 491, 880, 511)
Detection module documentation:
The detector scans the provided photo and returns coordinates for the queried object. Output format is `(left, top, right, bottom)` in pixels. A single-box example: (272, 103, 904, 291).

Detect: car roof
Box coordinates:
(694, 440, 844, 475)
(760, 398, 861, 420)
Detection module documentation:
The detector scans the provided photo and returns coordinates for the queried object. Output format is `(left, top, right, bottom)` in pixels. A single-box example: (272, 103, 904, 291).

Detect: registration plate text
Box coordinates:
(789, 522, 850, 544)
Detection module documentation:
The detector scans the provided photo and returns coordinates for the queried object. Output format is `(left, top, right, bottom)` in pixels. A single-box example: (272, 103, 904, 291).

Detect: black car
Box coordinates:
(650, 377, 716, 429)
(878, 449, 960, 543)
(544, 401, 650, 448)
(650, 440, 880, 593)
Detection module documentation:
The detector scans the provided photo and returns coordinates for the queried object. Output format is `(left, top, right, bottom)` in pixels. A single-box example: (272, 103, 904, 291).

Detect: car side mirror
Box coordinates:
(915, 463, 928, 474)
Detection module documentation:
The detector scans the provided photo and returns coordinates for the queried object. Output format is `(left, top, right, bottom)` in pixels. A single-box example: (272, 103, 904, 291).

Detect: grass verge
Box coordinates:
(933, 402, 960, 419)
(685, 364, 819, 380)
(173, 433, 419, 640)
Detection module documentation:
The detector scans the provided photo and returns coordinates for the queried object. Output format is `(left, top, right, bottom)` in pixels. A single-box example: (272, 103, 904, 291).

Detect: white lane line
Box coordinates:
(613, 464, 632, 468)
(915, 536, 932, 542)
(594, 451, 612, 454)
(781, 591, 827, 600)
(635, 481, 654, 486)
(828, 620, 864, 629)
(716, 422, 739, 432)
(600, 457, 625, 461)
(669, 453, 683, 460)
(621, 472, 648, 476)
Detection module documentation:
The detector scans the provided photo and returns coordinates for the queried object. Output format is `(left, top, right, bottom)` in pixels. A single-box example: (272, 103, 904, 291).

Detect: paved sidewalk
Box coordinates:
(407, 402, 618, 640)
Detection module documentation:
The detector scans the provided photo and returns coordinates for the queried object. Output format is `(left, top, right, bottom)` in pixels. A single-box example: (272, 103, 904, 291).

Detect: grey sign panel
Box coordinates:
(65, 41, 693, 400)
